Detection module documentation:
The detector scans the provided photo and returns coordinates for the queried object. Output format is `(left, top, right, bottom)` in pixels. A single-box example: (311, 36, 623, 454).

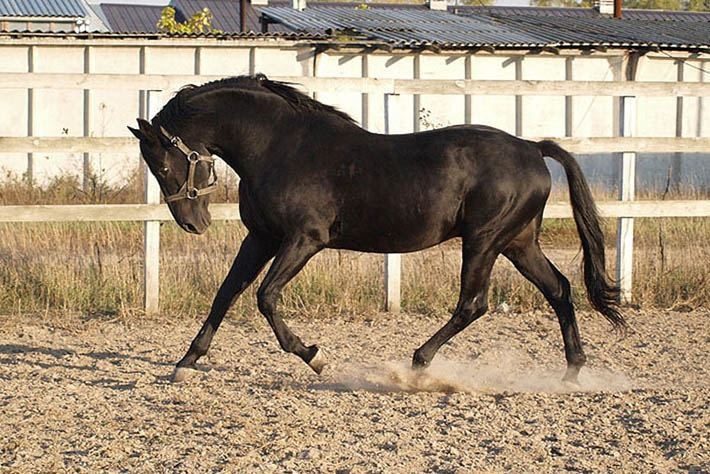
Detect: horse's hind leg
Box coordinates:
(503, 235, 586, 383)
(256, 235, 326, 373)
(412, 241, 497, 369)
(173, 232, 277, 381)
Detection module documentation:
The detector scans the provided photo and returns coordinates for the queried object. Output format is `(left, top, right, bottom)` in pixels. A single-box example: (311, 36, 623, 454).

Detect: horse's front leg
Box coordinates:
(256, 235, 326, 373)
(173, 232, 277, 382)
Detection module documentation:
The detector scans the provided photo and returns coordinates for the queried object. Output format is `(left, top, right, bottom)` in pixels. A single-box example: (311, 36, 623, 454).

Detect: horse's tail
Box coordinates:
(537, 140, 627, 331)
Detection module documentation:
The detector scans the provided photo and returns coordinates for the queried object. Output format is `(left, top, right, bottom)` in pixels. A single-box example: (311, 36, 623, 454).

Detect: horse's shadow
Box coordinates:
(0, 343, 174, 390)
(0, 343, 171, 366)
(0, 343, 74, 358)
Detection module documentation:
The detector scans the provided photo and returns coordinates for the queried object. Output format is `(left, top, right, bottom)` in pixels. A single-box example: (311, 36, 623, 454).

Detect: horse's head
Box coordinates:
(128, 118, 217, 234)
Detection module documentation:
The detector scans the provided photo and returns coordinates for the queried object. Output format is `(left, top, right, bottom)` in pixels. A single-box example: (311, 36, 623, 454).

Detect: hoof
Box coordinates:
(307, 347, 327, 374)
(171, 366, 197, 383)
(411, 349, 430, 371)
(562, 378, 581, 390)
(562, 366, 582, 385)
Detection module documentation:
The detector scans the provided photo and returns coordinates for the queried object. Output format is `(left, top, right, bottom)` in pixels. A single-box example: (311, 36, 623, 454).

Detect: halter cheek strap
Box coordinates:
(159, 126, 218, 203)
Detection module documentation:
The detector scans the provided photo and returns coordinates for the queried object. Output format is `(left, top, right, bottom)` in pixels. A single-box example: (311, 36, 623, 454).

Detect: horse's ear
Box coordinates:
(127, 124, 142, 140)
(128, 118, 158, 142)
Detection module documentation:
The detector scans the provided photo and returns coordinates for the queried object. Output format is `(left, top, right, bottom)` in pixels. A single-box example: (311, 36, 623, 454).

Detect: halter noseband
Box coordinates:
(159, 126, 218, 203)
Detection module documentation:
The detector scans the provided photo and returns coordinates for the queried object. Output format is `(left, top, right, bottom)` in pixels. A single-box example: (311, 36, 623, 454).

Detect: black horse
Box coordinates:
(129, 74, 625, 384)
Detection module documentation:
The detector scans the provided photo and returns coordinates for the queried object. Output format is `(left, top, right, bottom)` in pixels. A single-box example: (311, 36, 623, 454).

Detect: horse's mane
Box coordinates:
(155, 74, 356, 126)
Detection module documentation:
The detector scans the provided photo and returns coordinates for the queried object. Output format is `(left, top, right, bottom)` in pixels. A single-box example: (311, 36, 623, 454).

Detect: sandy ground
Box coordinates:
(0, 307, 708, 473)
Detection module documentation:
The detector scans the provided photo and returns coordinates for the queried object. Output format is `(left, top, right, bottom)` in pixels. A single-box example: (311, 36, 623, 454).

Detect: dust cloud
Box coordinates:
(335, 349, 632, 394)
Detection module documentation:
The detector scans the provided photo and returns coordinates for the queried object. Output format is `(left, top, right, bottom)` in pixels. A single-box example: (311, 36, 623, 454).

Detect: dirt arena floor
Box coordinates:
(0, 307, 707, 473)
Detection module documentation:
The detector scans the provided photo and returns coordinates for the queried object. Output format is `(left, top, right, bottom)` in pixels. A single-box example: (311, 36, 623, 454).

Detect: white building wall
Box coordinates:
(521, 56, 567, 138)
(87, 46, 143, 185)
(254, 47, 313, 77)
(0, 38, 706, 191)
(567, 56, 620, 138)
(636, 56, 678, 138)
(469, 54, 517, 133)
(418, 54, 466, 130)
(315, 52, 365, 126)
(0, 45, 30, 179)
(199, 46, 253, 76)
(31, 46, 85, 184)
(366, 53, 415, 134)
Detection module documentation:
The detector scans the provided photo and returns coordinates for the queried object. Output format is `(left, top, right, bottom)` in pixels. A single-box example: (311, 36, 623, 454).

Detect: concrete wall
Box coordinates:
(0, 37, 707, 193)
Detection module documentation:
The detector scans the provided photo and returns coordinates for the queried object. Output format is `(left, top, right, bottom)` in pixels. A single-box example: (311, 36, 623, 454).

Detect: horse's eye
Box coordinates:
(158, 167, 169, 177)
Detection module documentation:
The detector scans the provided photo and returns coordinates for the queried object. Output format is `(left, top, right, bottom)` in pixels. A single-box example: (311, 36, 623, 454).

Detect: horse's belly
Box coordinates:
(329, 212, 458, 253)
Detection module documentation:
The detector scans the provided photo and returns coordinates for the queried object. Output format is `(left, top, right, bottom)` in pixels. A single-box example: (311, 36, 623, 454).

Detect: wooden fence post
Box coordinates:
(26, 46, 34, 186)
(616, 96, 636, 303)
(143, 90, 163, 314)
(383, 93, 402, 312)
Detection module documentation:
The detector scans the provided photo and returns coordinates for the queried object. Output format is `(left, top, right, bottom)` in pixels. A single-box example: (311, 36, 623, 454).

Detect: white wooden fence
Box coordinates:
(1, 72, 709, 313)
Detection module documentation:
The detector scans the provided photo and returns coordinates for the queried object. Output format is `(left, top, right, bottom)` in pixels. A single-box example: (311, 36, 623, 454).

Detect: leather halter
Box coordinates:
(159, 126, 218, 203)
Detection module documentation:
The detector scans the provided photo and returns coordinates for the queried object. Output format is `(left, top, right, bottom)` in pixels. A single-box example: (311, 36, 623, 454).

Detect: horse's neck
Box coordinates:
(210, 91, 359, 182)
(213, 114, 284, 183)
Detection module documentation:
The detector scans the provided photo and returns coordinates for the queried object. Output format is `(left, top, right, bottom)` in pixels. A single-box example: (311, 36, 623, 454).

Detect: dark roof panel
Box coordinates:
(172, 0, 292, 33)
(0, 0, 87, 17)
(262, 5, 539, 43)
(498, 15, 710, 48)
(95, 3, 164, 33)
(93, 0, 291, 34)
(262, 4, 710, 50)
(457, 5, 710, 22)
(5, 2, 709, 51)
(172, 0, 260, 32)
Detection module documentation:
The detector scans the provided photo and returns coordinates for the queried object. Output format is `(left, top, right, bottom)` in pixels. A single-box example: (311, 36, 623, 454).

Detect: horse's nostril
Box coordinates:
(182, 222, 198, 233)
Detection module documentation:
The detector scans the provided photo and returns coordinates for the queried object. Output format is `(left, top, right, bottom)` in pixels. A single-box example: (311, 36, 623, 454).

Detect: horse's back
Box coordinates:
(323, 125, 550, 253)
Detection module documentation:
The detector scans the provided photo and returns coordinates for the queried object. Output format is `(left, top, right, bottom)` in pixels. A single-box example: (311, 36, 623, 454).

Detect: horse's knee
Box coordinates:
(256, 287, 277, 316)
(548, 275, 573, 307)
(456, 309, 487, 331)
(454, 299, 488, 329)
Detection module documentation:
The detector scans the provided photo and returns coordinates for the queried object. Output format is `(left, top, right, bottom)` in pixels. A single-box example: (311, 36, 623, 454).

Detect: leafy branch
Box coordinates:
(157, 6, 222, 34)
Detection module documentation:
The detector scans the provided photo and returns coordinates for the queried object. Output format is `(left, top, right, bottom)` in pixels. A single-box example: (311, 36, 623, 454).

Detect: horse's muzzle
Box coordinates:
(180, 214, 210, 234)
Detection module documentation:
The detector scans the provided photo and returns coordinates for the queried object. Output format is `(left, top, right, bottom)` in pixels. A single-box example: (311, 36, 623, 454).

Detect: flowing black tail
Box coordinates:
(537, 140, 627, 330)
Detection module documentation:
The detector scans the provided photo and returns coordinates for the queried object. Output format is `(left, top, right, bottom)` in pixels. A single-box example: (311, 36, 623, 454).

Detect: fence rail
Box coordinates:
(1, 73, 708, 97)
(1, 200, 710, 223)
(2, 136, 710, 154)
(1, 73, 709, 313)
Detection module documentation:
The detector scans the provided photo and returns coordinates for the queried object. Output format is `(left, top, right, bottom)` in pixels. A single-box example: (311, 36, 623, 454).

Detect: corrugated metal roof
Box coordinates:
(172, 0, 258, 33)
(3, 2, 708, 51)
(0, 0, 87, 17)
(456, 6, 710, 22)
(497, 15, 710, 49)
(261, 4, 710, 50)
(263, 5, 536, 44)
(93, 3, 164, 33)
(92, 0, 291, 34)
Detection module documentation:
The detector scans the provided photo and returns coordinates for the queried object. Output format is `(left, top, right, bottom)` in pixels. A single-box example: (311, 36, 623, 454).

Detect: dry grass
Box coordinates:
(0, 217, 707, 318)
(0, 171, 707, 317)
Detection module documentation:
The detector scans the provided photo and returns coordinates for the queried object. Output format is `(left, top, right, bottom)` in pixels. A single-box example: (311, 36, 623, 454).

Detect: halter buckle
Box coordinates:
(187, 188, 199, 200)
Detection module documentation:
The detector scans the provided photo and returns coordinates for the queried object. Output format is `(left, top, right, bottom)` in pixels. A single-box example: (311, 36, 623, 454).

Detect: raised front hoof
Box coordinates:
(305, 346, 327, 374)
(172, 366, 198, 383)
